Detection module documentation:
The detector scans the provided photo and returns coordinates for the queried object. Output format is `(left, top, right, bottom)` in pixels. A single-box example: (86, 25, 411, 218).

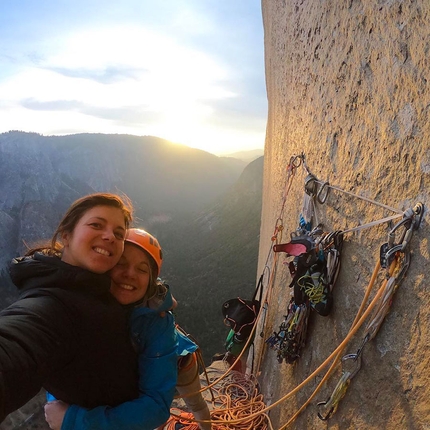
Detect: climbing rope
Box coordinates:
(172, 215, 421, 429)
(276, 258, 382, 428)
(253, 154, 307, 375)
(168, 370, 274, 429)
(182, 263, 405, 428)
(315, 258, 402, 421)
(305, 175, 404, 215)
(260, 158, 423, 427)
(279, 202, 423, 427)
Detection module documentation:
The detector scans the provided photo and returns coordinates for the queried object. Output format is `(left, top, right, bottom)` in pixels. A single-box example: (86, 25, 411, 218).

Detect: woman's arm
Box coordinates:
(56, 310, 178, 430)
(0, 295, 76, 422)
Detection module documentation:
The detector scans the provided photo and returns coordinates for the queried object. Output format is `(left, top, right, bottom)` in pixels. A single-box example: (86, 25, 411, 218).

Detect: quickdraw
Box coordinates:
(316, 202, 424, 420)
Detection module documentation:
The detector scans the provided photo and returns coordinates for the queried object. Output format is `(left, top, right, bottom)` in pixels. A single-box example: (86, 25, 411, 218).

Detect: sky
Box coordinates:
(0, 0, 267, 156)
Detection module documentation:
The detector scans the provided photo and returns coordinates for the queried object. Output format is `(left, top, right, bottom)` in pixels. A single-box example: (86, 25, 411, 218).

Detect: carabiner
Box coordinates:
(341, 353, 362, 380)
(412, 202, 424, 230)
(317, 402, 335, 421)
(317, 345, 364, 421)
(317, 181, 330, 204)
(381, 203, 424, 266)
(354, 333, 370, 360)
(291, 154, 303, 168)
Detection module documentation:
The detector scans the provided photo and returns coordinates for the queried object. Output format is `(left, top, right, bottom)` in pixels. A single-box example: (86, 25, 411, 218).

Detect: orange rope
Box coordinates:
(167, 256, 400, 428)
(172, 156, 414, 428)
(278, 258, 392, 429)
(168, 372, 274, 429)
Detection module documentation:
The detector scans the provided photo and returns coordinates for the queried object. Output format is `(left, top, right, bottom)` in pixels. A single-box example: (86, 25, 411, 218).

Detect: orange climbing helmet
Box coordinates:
(125, 228, 163, 276)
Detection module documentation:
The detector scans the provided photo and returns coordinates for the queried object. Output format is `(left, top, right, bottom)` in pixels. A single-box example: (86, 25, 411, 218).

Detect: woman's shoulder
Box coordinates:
(131, 309, 177, 353)
(131, 308, 175, 337)
(10, 252, 110, 297)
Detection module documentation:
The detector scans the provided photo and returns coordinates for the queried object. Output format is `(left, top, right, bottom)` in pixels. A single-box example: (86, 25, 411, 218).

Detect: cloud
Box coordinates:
(20, 97, 161, 125)
(81, 105, 162, 125)
(47, 66, 147, 84)
(21, 99, 83, 111)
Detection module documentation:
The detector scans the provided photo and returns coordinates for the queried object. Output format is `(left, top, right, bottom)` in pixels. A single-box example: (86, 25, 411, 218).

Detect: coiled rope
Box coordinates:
(167, 369, 274, 429)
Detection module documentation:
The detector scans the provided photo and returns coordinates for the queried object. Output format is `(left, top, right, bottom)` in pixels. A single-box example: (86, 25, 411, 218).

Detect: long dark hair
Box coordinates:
(26, 193, 133, 256)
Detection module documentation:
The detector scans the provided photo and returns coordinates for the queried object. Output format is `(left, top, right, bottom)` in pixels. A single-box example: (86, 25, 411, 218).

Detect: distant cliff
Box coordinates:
(255, 1, 430, 429)
(164, 156, 264, 358)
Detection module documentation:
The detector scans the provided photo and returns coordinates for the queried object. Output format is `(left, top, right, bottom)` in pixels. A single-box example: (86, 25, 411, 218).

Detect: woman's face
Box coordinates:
(61, 205, 126, 274)
(110, 243, 151, 305)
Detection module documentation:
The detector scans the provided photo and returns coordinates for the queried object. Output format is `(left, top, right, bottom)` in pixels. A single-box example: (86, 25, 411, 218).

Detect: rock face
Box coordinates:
(255, 1, 430, 429)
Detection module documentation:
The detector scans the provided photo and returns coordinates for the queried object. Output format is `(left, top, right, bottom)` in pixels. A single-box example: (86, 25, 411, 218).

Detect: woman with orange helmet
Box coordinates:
(123, 229, 211, 430)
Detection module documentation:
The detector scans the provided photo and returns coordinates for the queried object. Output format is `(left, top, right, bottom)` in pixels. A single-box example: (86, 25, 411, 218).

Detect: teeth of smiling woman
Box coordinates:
(120, 284, 135, 291)
(94, 247, 111, 256)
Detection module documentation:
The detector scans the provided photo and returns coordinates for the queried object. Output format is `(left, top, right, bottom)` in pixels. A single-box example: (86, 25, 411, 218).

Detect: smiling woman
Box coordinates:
(0, 193, 140, 424)
(110, 243, 152, 305)
(43, 227, 212, 430)
(110, 228, 163, 305)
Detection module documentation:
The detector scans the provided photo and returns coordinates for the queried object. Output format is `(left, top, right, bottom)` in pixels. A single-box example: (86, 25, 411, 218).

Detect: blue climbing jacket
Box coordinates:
(153, 286, 197, 357)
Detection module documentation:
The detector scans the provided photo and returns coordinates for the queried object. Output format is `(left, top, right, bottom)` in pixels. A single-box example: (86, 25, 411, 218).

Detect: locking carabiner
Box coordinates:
(380, 202, 424, 268)
(341, 352, 362, 380)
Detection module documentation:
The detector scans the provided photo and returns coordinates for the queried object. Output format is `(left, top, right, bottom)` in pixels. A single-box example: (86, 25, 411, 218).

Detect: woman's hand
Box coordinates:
(44, 400, 69, 430)
(159, 295, 178, 317)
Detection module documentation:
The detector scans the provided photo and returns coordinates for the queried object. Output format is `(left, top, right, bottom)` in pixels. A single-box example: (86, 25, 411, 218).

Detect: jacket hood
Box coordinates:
(9, 252, 111, 296)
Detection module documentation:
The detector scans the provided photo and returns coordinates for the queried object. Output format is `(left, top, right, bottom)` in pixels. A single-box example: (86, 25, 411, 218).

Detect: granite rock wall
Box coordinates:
(255, 1, 430, 428)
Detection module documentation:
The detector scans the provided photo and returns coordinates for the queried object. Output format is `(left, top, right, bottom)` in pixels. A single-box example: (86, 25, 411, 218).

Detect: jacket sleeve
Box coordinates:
(61, 310, 178, 430)
(0, 295, 76, 421)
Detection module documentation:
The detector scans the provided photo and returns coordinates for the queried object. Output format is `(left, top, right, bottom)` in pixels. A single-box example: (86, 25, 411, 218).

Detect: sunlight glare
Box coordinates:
(0, 24, 262, 155)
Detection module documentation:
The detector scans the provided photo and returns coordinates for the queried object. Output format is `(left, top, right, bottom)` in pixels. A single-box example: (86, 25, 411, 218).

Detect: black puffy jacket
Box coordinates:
(0, 253, 139, 422)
